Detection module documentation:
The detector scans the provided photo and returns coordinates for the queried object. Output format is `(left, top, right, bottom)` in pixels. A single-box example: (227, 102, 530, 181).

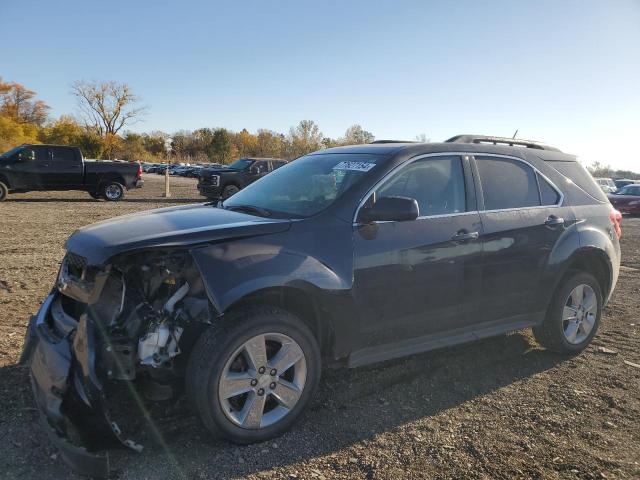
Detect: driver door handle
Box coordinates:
(451, 230, 479, 242)
(544, 215, 564, 227)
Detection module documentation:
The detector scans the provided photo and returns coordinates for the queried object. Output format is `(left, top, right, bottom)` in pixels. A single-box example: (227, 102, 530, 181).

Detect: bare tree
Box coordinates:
(71, 80, 147, 136)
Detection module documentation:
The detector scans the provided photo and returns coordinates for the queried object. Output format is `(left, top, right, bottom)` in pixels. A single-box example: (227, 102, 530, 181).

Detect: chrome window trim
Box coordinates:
(473, 154, 564, 213)
(352, 151, 565, 225)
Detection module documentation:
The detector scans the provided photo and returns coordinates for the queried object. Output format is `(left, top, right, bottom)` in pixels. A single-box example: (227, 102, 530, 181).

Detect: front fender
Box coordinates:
(0, 172, 12, 189)
(190, 240, 349, 313)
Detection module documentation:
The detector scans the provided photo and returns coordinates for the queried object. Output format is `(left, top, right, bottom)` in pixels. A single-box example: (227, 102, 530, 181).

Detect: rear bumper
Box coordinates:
(133, 179, 144, 189)
(21, 292, 137, 478)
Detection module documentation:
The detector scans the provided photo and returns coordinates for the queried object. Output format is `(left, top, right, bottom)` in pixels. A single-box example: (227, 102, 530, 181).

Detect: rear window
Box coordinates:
(548, 161, 608, 203)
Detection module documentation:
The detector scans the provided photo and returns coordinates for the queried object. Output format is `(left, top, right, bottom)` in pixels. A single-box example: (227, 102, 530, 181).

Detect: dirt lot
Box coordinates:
(0, 175, 638, 479)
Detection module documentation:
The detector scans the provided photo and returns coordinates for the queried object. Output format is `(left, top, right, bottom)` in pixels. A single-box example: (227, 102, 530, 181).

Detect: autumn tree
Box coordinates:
(287, 120, 324, 159)
(0, 78, 50, 125)
(0, 116, 40, 152)
(211, 128, 236, 164)
(40, 115, 84, 144)
(255, 129, 285, 158)
(341, 124, 374, 145)
(143, 131, 168, 157)
(233, 128, 258, 158)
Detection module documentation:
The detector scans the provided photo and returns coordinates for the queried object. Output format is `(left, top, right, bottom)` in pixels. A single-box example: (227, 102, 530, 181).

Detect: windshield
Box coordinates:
(223, 153, 382, 218)
(618, 185, 638, 195)
(0, 146, 23, 158)
(228, 158, 254, 170)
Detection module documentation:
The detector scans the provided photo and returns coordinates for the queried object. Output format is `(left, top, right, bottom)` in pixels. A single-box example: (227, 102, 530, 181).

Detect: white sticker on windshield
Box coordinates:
(332, 161, 376, 172)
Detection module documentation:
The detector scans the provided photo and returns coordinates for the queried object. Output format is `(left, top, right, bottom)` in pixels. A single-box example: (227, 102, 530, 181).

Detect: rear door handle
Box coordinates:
(451, 230, 479, 242)
(545, 215, 564, 227)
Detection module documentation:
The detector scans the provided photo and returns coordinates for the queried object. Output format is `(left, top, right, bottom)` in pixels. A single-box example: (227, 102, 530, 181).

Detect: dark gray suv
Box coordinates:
(22, 135, 622, 477)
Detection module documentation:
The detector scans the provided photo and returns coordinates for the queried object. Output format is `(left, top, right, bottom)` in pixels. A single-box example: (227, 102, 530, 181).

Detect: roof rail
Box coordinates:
(370, 140, 418, 144)
(445, 134, 561, 152)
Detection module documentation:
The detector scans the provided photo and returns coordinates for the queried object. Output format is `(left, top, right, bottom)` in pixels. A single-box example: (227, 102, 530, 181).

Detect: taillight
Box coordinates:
(610, 207, 622, 239)
(137, 164, 142, 179)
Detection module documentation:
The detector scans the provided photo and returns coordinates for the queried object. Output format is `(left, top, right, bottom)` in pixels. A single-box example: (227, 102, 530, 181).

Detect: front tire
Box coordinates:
(102, 182, 124, 201)
(186, 306, 321, 444)
(0, 181, 8, 202)
(222, 184, 240, 199)
(533, 270, 602, 354)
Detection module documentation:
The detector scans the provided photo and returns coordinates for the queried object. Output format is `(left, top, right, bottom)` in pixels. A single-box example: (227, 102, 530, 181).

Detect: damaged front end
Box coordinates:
(21, 249, 212, 478)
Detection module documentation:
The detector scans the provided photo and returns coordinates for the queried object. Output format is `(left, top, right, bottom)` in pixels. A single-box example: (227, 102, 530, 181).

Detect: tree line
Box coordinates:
(0, 76, 375, 164)
(587, 161, 640, 181)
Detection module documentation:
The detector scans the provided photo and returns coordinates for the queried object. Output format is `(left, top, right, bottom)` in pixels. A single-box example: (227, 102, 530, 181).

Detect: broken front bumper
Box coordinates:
(21, 292, 139, 478)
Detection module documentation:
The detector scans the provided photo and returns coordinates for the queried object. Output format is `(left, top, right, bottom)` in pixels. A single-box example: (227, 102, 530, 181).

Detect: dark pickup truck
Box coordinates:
(0, 144, 143, 201)
(197, 157, 287, 199)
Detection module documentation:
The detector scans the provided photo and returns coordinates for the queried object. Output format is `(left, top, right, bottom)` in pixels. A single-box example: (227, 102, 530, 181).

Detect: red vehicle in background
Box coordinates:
(608, 183, 640, 215)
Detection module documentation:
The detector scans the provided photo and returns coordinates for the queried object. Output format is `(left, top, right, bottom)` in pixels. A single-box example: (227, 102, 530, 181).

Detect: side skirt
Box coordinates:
(347, 312, 544, 368)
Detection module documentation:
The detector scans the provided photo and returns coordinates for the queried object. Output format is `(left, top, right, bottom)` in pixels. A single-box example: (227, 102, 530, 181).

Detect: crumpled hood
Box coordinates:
(66, 203, 291, 265)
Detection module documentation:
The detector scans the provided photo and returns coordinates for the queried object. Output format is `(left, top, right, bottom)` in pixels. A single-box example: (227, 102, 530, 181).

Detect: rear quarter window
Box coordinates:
(548, 161, 608, 203)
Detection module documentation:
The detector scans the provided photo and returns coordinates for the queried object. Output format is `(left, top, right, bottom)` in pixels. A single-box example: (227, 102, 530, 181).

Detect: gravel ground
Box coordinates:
(0, 175, 638, 479)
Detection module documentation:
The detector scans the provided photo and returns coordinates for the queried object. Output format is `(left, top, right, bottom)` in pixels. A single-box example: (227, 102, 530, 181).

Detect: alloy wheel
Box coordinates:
(562, 283, 597, 344)
(105, 184, 122, 200)
(218, 333, 307, 429)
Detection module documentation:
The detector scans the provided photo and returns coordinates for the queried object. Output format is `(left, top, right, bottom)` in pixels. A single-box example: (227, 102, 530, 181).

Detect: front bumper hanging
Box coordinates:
(21, 292, 141, 478)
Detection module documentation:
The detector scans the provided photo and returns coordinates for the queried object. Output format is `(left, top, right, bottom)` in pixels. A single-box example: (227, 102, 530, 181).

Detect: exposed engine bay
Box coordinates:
(88, 251, 210, 380)
(22, 250, 214, 477)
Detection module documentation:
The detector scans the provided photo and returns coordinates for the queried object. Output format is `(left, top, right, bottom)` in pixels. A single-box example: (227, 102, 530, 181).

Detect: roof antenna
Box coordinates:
(512, 129, 518, 139)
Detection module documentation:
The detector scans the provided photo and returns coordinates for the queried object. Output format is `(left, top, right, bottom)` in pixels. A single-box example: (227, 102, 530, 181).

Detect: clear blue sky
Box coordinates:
(2, 0, 639, 170)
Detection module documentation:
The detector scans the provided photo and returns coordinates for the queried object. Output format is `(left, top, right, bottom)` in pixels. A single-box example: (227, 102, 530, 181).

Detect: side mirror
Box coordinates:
(17, 150, 35, 162)
(358, 196, 420, 223)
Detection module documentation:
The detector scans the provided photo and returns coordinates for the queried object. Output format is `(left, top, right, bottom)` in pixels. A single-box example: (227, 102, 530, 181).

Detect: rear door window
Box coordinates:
(253, 161, 268, 174)
(50, 147, 78, 166)
(476, 157, 540, 210)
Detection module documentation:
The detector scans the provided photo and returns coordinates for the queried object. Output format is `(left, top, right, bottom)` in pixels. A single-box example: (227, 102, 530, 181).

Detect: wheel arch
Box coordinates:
(0, 173, 11, 189)
(225, 285, 333, 355)
(222, 180, 241, 190)
(190, 244, 354, 359)
(97, 174, 126, 190)
(563, 248, 612, 300)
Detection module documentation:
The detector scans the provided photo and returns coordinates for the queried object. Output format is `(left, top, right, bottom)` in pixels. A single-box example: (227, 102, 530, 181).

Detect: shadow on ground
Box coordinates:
(1, 330, 567, 479)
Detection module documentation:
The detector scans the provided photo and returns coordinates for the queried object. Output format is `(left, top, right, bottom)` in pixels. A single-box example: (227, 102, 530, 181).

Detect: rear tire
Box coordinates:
(186, 306, 321, 444)
(533, 269, 602, 354)
(0, 181, 8, 202)
(101, 182, 124, 201)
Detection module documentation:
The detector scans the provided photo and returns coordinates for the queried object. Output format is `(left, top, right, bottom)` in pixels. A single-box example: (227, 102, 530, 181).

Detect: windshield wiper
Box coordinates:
(225, 204, 272, 217)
